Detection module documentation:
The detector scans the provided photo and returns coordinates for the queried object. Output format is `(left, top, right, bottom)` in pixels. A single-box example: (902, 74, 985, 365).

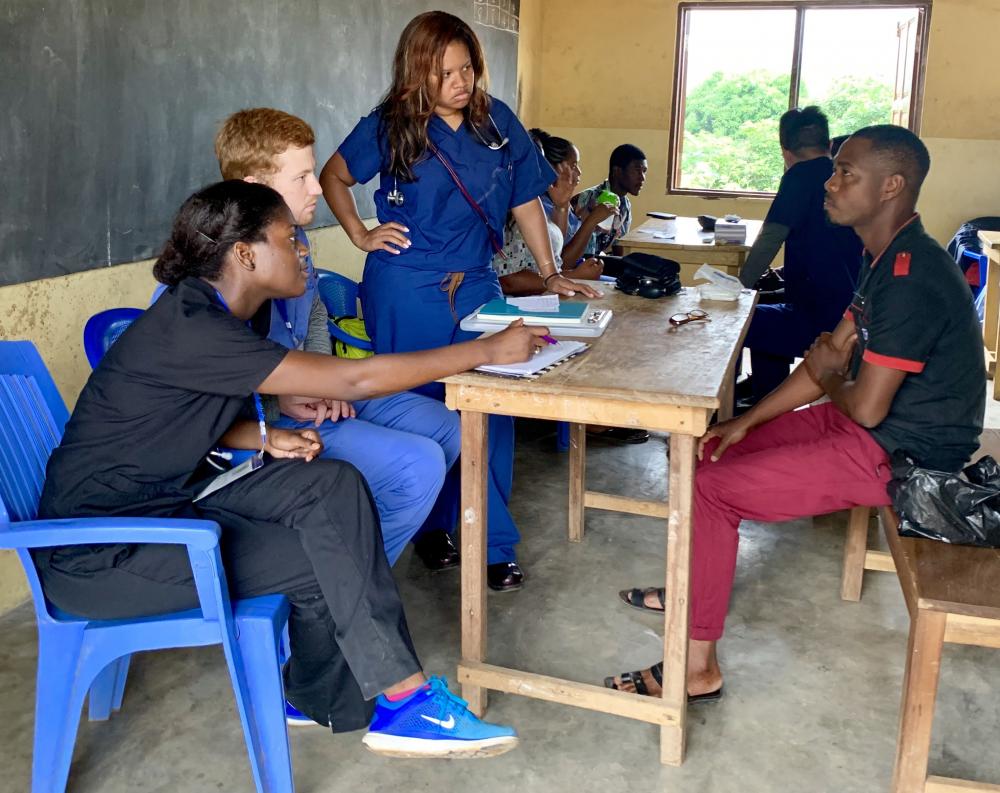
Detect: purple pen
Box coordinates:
(541, 334, 558, 345)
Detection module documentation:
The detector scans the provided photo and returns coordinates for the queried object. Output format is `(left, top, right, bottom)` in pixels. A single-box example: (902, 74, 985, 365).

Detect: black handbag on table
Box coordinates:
(612, 253, 682, 299)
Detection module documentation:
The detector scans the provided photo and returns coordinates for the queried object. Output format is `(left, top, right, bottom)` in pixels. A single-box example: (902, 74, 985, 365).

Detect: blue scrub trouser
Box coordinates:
(274, 390, 460, 566)
(361, 261, 520, 565)
(744, 302, 830, 400)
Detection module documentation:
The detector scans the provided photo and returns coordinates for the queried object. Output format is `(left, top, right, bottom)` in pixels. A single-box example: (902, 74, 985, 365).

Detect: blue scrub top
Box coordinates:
(337, 96, 555, 273)
(268, 226, 316, 351)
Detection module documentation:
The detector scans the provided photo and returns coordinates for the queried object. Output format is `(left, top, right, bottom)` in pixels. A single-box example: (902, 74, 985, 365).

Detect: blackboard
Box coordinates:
(0, 0, 520, 286)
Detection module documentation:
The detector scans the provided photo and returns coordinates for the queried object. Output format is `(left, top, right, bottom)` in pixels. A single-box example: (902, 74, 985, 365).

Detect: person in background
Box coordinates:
(490, 129, 648, 445)
(609, 127, 984, 703)
(573, 143, 648, 262)
(491, 128, 605, 296)
(37, 180, 548, 755)
(737, 107, 862, 408)
(214, 109, 465, 584)
(321, 11, 600, 592)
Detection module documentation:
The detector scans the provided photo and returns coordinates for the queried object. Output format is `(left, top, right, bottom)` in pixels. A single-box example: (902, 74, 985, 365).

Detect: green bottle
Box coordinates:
(595, 188, 620, 230)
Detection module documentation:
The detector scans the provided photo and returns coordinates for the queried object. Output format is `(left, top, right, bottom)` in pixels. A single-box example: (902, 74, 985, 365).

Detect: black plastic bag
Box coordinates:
(887, 449, 1000, 548)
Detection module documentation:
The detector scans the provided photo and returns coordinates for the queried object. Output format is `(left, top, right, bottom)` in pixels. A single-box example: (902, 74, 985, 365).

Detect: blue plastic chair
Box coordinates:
(82, 308, 144, 369)
(0, 340, 293, 793)
(315, 269, 373, 353)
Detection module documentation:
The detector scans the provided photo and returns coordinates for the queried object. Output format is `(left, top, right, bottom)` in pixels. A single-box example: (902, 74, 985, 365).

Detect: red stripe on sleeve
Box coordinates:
(863, 349, 924, 373)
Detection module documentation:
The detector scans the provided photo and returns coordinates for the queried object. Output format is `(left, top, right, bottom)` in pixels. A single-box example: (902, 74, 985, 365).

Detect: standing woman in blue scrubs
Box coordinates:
(321, 10, 600, 591)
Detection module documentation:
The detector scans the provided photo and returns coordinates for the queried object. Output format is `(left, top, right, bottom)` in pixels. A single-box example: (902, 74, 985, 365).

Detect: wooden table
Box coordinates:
(443, 287, 756, 765)
(979, 230, 1000, 392)
(617, 216, 763, 286)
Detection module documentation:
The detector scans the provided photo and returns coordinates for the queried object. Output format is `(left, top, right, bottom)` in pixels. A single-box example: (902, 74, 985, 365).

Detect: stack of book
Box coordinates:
(713, 220, 747, 245)
(473, 298, 591, 326)
(460, 297, 613, 338)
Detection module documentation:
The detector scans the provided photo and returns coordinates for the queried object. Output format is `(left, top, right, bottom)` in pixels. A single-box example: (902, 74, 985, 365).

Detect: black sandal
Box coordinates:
(618, 587, 666, 613)
(604, 662, 723, 703)
(586, 427, 650, 444)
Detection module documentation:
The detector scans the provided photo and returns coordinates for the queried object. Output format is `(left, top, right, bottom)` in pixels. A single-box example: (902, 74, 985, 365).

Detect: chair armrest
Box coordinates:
(0, 517, 221, 551)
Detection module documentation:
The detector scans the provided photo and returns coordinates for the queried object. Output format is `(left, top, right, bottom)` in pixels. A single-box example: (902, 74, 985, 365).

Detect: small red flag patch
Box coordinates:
(893, 252, 911, 276)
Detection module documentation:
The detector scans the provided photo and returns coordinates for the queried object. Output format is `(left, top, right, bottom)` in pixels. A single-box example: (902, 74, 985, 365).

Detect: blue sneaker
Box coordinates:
(285, 701, 321, 727)
(362, 676, 518, 758)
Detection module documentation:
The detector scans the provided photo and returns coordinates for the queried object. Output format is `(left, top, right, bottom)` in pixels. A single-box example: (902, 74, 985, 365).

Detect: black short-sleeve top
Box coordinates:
(847, 216, 985, 471)
(39, 277, 289, 520)
(765, 156, 862, 325)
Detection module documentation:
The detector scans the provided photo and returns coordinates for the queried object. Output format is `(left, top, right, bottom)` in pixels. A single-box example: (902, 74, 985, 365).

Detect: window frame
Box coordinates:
(667, 0, 932, 199)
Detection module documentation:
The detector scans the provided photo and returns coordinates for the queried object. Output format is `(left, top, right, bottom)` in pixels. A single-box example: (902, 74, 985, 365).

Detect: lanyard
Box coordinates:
(213, 289, 268, 453)
(427, 141, 508, 260)
(274, 299, 297, 347)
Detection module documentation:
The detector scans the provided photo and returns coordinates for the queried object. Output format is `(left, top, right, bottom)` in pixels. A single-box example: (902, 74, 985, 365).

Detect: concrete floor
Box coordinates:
(1, 420, 999, 793)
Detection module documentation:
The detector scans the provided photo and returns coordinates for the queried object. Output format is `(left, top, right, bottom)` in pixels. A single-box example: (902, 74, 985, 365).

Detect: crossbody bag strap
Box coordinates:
(427, 141, 507, 260)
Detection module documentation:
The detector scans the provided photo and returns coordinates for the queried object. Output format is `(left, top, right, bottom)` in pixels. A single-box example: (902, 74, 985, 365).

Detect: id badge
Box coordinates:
(193, 452, 264, 503)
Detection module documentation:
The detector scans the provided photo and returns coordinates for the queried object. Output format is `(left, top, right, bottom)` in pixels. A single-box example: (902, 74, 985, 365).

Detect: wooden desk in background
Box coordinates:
(617, 216, 763, 285)
(443, 288, 756, 765)
(979, 230, 1000, 396)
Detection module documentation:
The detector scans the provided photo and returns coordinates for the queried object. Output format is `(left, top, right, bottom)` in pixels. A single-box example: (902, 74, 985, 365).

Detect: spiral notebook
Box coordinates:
(475, 340, 589, 379)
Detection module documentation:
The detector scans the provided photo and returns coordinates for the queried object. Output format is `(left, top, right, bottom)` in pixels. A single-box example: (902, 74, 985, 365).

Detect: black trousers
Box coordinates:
(38, 459, 422, 732)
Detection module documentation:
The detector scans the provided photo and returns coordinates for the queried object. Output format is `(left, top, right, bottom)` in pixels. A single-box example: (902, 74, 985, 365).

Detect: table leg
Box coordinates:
(891, 608, 946, 793)
(984, 255, 999, 380)
(661, 433, 696, 765)
(718, 371, 735, 422)
(460, 410, 489, 716)
(993, 309, 1000, 401)
(568, 423, 587, 541)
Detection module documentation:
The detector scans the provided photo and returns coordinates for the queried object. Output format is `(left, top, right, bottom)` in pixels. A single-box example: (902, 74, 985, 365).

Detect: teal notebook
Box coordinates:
(475, 298, 589, 325)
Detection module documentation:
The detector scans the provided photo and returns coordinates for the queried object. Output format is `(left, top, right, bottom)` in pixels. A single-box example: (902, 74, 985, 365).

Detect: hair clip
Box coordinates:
(196, 230, 217, 244)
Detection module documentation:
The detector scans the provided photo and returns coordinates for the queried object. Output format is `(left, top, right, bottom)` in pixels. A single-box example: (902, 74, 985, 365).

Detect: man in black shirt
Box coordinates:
(608, 126, 984, 702)
(739, 107, 863, 405)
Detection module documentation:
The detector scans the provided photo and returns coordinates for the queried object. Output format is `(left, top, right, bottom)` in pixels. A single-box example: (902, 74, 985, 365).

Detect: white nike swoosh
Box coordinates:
(420, 714, 456, 729)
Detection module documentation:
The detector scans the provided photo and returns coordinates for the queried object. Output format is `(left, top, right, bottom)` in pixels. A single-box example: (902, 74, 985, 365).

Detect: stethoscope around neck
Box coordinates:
(386, 113, 509, 208)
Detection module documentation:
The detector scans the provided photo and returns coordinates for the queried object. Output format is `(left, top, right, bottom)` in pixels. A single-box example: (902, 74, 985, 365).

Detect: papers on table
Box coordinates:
(506, 294, 560, 312)
(475, 339, 589, 379)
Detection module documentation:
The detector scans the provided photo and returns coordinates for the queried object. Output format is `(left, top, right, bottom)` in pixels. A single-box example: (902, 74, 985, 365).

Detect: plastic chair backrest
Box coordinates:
(83, 308, 144, 368)
(0, 342, 74, 619)
(0, 341, 70, 524)
(315, 269, 360, 318)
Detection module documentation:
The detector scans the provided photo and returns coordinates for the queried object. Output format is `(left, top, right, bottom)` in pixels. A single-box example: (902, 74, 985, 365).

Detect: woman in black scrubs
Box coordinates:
(36, 180, 544, 757)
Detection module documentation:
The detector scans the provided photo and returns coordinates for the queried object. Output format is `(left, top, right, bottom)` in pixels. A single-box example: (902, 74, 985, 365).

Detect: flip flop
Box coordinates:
(603, 662, 723, 703)
(586, 427, 650, 444)
(618, 587, 666, 613)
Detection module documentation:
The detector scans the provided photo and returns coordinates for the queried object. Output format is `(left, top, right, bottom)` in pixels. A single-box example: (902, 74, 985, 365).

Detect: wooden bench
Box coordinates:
(835, 430, 1000, 789)
(840, 429, 1000, 602)
(881, 506, 1000, 792)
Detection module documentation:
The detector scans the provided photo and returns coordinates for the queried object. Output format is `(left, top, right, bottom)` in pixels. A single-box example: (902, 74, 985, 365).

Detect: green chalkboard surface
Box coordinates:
(0, 0, 520, 285)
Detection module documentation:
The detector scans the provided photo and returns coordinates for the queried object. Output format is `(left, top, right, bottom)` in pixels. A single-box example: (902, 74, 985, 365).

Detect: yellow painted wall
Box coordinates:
(0, 224, 366, 612)
(515, 0, 543, 123)
(533, 0, 1000, 243)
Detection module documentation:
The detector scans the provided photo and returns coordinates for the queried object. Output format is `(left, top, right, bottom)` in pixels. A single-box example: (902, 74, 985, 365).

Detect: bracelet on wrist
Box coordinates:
(542, 272, 559, 286)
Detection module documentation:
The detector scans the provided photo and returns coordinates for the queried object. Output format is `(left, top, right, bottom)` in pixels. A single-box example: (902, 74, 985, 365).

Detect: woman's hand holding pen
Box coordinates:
(545, 273, 603, 298)
(352, 221, 411, 254)
(482, 318, 549, 364)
